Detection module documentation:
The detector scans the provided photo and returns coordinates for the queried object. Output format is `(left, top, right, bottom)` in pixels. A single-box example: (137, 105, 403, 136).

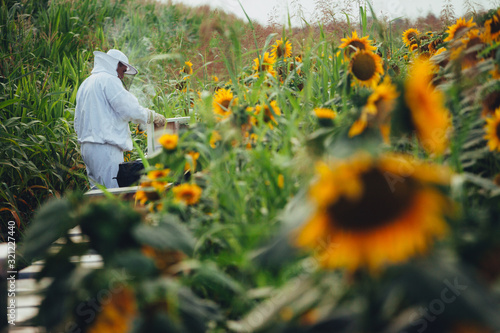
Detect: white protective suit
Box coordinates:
(75, 50, 155, 189)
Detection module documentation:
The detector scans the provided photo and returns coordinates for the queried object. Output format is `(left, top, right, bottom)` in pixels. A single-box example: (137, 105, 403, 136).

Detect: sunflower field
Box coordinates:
(4, 0, 500, 332)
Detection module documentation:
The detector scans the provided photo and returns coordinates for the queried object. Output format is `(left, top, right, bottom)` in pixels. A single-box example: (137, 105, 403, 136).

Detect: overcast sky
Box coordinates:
(165, 0, 499, 26)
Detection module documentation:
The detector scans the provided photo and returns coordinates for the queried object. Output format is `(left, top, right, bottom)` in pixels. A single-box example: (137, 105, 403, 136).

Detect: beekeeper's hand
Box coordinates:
(153, 112, 167, 128)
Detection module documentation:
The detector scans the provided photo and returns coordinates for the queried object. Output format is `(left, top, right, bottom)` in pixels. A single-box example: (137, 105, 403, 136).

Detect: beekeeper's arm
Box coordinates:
(105, 83, 166, 127)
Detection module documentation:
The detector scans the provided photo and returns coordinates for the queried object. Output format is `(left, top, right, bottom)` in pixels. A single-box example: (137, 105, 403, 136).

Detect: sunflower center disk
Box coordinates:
(277, 46, 284, 58)
(492, 19, 500, 34)
(327, 168, 417, 231)
(221, 100, 231, 110)
(352, 53, 376, 81)
(347, 41, 366, 55)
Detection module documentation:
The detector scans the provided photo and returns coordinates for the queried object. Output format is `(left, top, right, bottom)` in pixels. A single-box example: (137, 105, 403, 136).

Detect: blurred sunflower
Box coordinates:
(295, 153, 451, 272)
(184, 151, 200, 172)
(484, 108, 500, 152)
(135, 181, 161, 205)
(244, 132, 259, 149)
(289, 55, 303, 76)
(444, 17, 476, 42)
(253, 52, 277, 77)
(181, 60, 193, 75)
(253, 100, 281, 129)
(349, 50, 384, 87)
(339, 31, 376, 57)
(449, 29, 485, 69)
(314, 107, 337, 127)
(349, 77, 399, 142)
(428, 38, 443, 54)
(272, 38, 292, 58)
(484, 9, 500, 43)
(213, 88, 235, 119)
(147, 168, 170, 191)
(158, 133, 178, 150)
(173, 183, 202, 205)
(313, 107, 337, 119)
(148, 169, 170, 180)
(404, 59, 452, 155)
(142, 246, 185, 275)
(210, 130, 222, 148)
(490, 65, 500, 79)
(87, 287, 136, 333)
(402, 28, 421, 47)
(482, 88, 500, 117)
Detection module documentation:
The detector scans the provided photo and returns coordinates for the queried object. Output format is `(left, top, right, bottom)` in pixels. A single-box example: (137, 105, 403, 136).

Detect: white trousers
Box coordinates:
(80, 142, 123, 189)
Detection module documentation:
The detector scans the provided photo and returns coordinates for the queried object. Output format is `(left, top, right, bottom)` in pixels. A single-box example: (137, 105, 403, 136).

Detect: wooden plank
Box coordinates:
(83, 185, 139, 197)
(2, 227, 103, 331)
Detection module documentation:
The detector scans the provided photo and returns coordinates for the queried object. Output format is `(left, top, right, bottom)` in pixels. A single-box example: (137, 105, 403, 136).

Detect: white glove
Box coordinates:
(153, 112, 167, 128)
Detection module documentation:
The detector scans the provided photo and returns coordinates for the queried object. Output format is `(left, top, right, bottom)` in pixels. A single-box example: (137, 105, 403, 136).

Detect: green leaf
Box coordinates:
(133, 214, 195, 255)
(20, 198, 78, 263)
(190, 261, 245, 296)
(111, 250, 157, 278)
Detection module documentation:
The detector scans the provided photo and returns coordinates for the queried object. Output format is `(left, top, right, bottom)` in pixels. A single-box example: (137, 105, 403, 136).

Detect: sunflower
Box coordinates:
(453, 29, 485, 68)
(213, 88, 235, 118)
(253, 100, 281, 129)
(404, 59, 452, 155)
(135, 181, 162, 205)
(349, 50, 384, 87)
(142, 246, 185, 275)
(402, 28, 421, 47)
(444, 17, 476, 42)
(349, 77, 398, 142)
(147, 168, 170, 192)
(482, 89, 500, 117)
(210, 130, 222, 148)
(184, 151, 200, 172)
(272, 38, 292, 58)
(181, 60, 193, 75)
(339, 31, 376, 57)
(158, 133, 178, 150)
(428, 38, 443, 54)
(313, 107, 337, 126)
(294, 153, 451, 272)
(484, 108, 500, 152)
(253, 52, 277, 77)
(243, 131, 259, 149)
(490, 65, 500, 80)
(314, 107, 336, 119)
(148, 169, 170, 180)
(87, 287, 137, 333)
(484, 9, 500, 43)
(172, 183, 202, 205)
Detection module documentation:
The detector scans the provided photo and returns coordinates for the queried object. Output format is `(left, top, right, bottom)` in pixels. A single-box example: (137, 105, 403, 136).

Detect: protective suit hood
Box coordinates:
(92, 49, 138, 76)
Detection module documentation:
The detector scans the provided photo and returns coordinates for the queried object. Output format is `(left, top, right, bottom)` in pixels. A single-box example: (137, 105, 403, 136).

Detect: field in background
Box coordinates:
(0, 0, 480, 230)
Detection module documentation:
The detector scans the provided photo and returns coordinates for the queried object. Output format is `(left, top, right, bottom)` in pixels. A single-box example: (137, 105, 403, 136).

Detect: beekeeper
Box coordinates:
(75, 49, 166, 189)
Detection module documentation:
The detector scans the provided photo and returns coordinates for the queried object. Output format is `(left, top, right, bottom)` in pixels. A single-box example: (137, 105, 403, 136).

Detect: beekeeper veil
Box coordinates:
(93, 49, 138, 90)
